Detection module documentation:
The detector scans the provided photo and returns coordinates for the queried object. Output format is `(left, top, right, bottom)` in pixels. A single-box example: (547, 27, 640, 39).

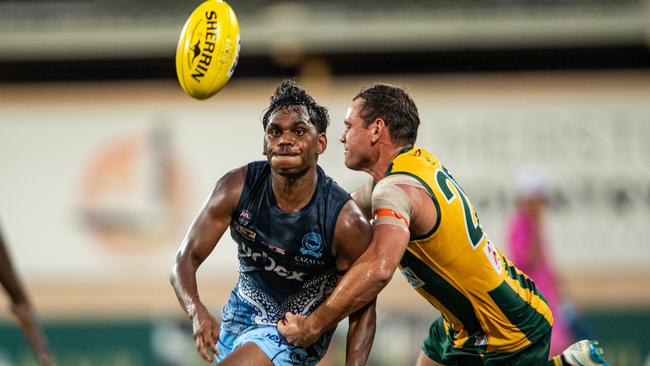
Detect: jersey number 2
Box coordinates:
(435, 168, 484, 248)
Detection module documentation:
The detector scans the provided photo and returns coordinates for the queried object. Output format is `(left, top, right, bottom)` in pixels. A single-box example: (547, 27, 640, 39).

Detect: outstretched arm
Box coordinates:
(169, 166, 246, 363)
(0, 227, 54, 366)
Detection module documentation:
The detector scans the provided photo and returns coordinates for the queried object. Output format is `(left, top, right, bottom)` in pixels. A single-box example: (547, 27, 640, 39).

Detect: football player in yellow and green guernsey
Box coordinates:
(278, 84, 608, 366)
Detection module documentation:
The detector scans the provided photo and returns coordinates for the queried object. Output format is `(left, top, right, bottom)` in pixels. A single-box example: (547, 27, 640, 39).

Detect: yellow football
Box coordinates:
(175, 0, 240, 100)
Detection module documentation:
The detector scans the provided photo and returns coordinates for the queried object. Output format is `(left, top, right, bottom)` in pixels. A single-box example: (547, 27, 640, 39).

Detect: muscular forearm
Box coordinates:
(279, 225, 407, 348)
(168, 172, 238, 318)
(345, 299, 376, 366)
(309, 253, 391, 335)
(170, 251, 204, 317)
(170, 246, 221, 363)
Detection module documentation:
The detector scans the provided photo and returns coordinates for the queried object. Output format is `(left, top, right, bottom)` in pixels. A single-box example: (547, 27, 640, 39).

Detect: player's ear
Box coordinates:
(371, 118, 385, 143)
(262, 136, 267, 155)
(316, 133, 327, 155)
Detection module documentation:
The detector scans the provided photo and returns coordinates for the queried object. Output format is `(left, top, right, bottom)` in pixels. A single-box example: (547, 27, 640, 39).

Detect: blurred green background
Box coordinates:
(1, 309, 649, 365)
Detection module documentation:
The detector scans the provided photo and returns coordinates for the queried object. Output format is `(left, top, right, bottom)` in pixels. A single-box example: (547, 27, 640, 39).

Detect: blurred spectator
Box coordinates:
(506, 168, 574, 356)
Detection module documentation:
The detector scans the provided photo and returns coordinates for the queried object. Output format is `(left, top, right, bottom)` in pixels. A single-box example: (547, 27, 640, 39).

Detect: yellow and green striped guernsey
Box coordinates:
(386, 145, 553, 353)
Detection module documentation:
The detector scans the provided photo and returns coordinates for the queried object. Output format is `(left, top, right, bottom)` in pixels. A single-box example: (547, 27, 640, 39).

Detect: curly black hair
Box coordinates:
(261, 80, 330, 133)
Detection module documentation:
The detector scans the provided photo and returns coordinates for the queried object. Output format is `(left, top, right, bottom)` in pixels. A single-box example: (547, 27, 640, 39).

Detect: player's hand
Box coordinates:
(11, 302, 55, 366)
(190, 303, 219, 363)
(278, 312, 319, 347)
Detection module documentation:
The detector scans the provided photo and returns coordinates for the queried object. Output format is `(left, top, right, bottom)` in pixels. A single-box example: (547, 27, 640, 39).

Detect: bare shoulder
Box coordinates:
(336, 200, 371, 238)
(332, 199, 372, 263)
(219, 164, 248, 186)
(206, 164, 249, 213)
(350, 176, 374, 219)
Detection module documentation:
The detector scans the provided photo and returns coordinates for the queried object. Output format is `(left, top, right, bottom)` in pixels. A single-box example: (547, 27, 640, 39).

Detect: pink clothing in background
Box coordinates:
(507, 209, 572, 356)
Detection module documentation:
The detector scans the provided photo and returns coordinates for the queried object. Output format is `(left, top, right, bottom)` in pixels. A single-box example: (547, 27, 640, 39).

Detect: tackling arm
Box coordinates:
(278, 199, 378, 364)
(280, 177, 430, 348)
(310, 223, 410, 337)
(169, 166, 246, 362)
(279, 223, 409, 347)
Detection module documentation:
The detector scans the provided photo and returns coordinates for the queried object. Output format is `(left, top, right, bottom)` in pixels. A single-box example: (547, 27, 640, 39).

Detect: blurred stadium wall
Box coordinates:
(0, 1, 649, 365)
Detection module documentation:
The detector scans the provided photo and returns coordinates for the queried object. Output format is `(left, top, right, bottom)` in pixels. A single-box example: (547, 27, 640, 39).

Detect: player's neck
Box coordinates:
(271, 166, 318, 213)
(365, 143, 409, 182)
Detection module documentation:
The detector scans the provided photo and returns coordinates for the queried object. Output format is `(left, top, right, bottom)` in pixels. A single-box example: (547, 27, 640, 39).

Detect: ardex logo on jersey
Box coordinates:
(400, 267, 425, 288)
(295, 232, 325, 265)
(241, 242, 305, 281)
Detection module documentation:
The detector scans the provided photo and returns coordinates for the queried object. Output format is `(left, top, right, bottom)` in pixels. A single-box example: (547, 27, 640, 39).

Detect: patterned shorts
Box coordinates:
(215, 325, 327, 366)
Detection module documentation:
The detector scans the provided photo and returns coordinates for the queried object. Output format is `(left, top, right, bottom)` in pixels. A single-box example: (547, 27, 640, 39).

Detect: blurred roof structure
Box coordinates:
(0, 0, 648, 79)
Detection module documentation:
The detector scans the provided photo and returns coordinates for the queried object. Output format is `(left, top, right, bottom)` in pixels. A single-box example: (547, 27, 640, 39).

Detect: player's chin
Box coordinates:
(343, 155, 361, 171)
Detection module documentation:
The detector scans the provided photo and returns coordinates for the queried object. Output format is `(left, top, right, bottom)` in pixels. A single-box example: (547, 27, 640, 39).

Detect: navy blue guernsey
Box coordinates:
(221, 161, 350, 343)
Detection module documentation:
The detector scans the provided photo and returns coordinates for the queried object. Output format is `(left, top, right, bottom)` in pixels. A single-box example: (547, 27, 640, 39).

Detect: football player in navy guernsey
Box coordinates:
(170, 80, 376, 366)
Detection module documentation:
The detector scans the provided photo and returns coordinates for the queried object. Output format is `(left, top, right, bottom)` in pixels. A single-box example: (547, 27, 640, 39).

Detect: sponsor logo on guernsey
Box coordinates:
(241, 242, 305, 281)
(483, 240, 503, 274)
(260, 240, 286, 255)
(264, 332, 288, 347)
(400, 267, 425, 288)
(238, 209, 252, 225)
(233, 221, 256, 241)
(295, 232, 325, 265)
(475, 333, 488, 346)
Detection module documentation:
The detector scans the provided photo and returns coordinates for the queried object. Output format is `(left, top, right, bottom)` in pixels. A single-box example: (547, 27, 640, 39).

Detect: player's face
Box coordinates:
(340, 98, 375, 171)
(265, 106, 326, 177)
